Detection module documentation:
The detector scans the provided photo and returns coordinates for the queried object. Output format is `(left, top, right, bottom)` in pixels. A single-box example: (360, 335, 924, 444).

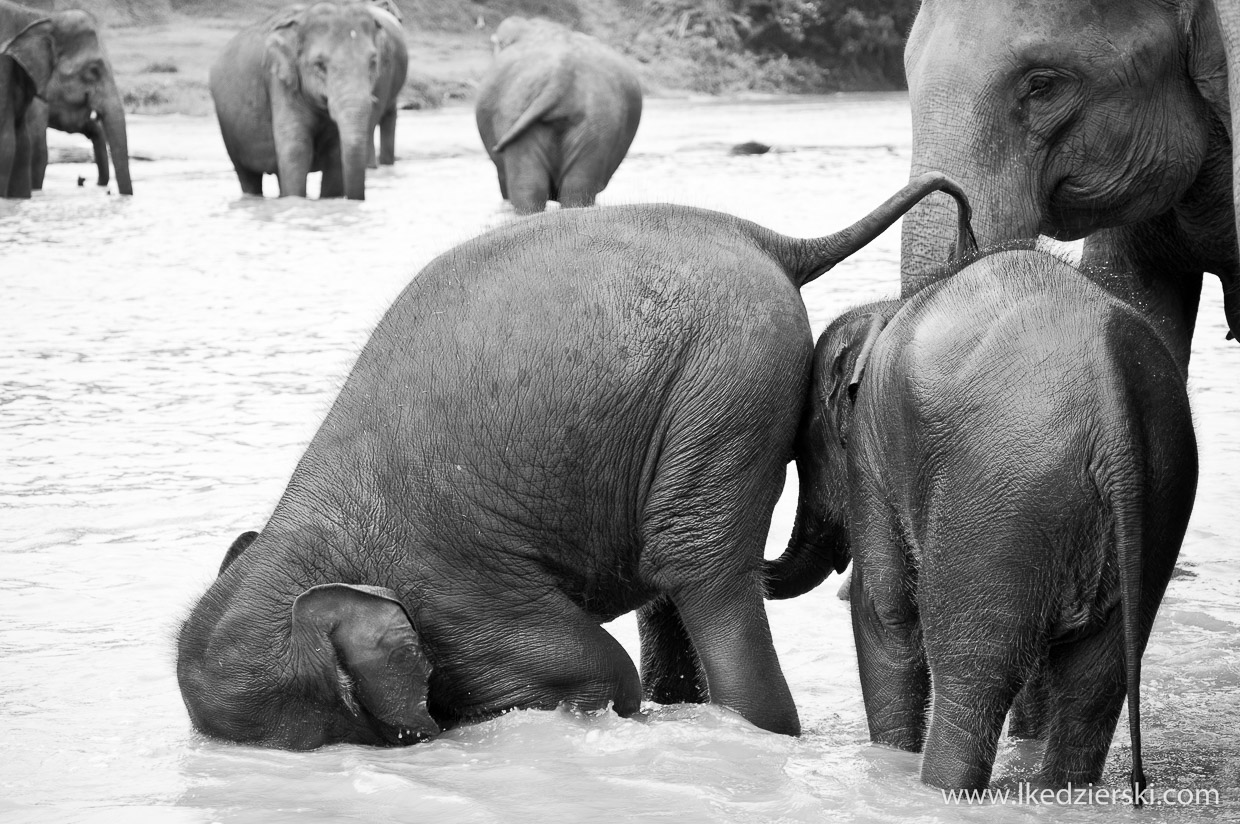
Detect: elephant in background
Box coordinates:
(766, 248, 1197, 799)
(475, 16, 642, 213)
(899, 0, 1236, 375)
(0, 16, 49, 197)
(0, 0, 131, 197)
(176, 174, 972, 749)
(210, 2, 385, 200)
(365, 0, 406, 168)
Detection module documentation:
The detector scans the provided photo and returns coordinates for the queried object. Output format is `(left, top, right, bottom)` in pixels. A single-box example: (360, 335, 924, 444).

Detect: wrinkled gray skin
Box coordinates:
(475, 16, 642, 213)
(900, 0, 1237, 374)
(365, 0, 405, 168)
(0, 1, 131, 197)
(210, 2, 383, 200)
(767, 250, 1197, 798)
(26, 97, 107, 188)
(177, 174, 972, 750)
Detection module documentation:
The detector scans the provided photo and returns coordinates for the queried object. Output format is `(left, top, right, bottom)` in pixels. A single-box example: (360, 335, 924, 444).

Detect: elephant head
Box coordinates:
(178, 572, 438, 748)
(899, 0, 1234, 332)
(764, 301, 898, 600)
(266, 2, 381, 200)
(36, 10, 131, 195)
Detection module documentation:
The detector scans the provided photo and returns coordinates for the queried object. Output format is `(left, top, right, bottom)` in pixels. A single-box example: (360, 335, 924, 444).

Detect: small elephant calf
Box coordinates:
(767, 248, 1197, 800)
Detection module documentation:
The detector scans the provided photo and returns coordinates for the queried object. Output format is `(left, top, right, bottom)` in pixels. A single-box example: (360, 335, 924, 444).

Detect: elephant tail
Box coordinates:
(1096, 421, 1148, 806)
(779, 172, 977, 288)
(491, 70, 569, 153)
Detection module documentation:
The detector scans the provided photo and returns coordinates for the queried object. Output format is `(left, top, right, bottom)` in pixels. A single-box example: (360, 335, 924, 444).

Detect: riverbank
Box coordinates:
(97, 3, 868, 116)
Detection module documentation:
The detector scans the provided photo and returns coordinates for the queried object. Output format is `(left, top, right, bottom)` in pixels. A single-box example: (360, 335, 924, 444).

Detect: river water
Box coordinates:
(2, 95, 1237, 822)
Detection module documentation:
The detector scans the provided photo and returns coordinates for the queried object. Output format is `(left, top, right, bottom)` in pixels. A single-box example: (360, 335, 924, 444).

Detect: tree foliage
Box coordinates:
(643, 0, 918, 88)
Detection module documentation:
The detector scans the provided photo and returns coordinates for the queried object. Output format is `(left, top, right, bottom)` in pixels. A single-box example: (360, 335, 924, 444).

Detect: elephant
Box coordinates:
(364, 0, 406, 168)
(765, 247, 1197, 799)
(0, 1, 131, 198)
(210, 2, 386, 200)
(176, 173, 973, 750)
(475, 16, 642, 214)
(898, 0, 1237, 376)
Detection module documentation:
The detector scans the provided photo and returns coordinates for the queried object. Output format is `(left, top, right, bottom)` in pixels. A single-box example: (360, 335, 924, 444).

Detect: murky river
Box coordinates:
(2, 95, 1237, 822)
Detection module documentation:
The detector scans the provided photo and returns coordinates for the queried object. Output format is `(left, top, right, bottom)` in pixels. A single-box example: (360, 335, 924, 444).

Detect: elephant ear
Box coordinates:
(265, 11, 304, 90)
(291, 583, 438, 743)
(2, 19, 56, 100)
(218, 530, 259, 575)
(818, 310, 891, 449)
(370, 0, 403, 22)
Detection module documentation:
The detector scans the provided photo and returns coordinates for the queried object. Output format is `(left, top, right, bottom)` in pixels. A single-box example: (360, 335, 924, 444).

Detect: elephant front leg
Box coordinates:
(637, 595, 706, 705)
(84, 119, 109, 187)
(378, 106, 397, 166)
(426, 585, 642, 726)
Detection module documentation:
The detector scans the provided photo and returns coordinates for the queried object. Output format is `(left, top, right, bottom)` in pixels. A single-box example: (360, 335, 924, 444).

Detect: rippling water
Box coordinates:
(2, 95, 1237, 822)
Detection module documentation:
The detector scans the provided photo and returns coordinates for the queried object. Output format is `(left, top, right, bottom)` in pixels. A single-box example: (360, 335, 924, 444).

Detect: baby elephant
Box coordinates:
(475, 16, 642, 213)
(767, 249, 1197, 799)
(177, 173, 972, 750)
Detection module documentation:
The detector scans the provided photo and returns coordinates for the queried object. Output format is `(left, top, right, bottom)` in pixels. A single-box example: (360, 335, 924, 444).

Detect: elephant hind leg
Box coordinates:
(849, 485, 930, 752)
(1038, 616, 1128, 787)
(638, 595, 706, 705)
(501, 133, 555, 214)
(427, 585, 642, 726)
(556, 156, 607, 209)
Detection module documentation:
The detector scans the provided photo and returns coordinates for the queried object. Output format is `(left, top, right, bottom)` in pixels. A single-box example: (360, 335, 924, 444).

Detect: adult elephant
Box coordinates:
(475, 16, 642, 214)
(899, 0, 1236, 373)
(365, 0, 406, 168)
(176, 174, 972, 750)
(767, 248, 1197, 799)
(210, 2, 385, 200)
(0, 1, 131, 197)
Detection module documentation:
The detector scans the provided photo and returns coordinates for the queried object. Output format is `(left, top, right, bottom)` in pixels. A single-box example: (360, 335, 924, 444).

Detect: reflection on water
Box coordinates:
(1, 95, 1237, 822)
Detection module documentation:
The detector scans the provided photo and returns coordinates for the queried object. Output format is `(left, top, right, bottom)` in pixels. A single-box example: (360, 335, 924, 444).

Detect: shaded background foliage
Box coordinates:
(39, 0, 919, 100)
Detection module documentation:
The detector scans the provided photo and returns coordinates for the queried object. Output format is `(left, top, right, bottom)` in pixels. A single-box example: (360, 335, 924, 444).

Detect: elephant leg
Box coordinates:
(641, 431, 799, 735)
(1038, 620, 1126, 787)
(29, 125, 47, 191)
(556, 149, 606, 209)
(637, 595, 706, 704)
(84, 119, 109, 187)
(848, 486, 928, 751)
(272, 117, 313, 198)
(318, 138, 345, 199)
(1008, 662, 1049, 740)
(918, 549, 1036, 788)
(6, 110, 33, 199)
(378, 106, 396, 165)
(502, 135, 553, 214)
(235, 167, 264, 196)
(366, 114, 379, 170)
(426, 585, 641, 725)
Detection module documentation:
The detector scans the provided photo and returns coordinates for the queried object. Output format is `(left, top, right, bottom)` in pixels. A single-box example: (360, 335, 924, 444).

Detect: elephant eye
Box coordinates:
(1024, 72, 1057, 99)
(313, 58, 328, 74)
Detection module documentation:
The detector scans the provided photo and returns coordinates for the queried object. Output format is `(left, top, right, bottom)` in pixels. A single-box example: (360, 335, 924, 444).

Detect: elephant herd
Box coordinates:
(7, 0, 1236, 807)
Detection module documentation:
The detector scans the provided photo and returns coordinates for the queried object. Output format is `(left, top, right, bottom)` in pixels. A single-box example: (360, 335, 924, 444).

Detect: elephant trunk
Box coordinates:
(899, 101, 1043, 296)
(94, 77, 132, 195)
(793, 171, 976, 288)
(764, 468, 850, 600)
(329, 94, 373, 201)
